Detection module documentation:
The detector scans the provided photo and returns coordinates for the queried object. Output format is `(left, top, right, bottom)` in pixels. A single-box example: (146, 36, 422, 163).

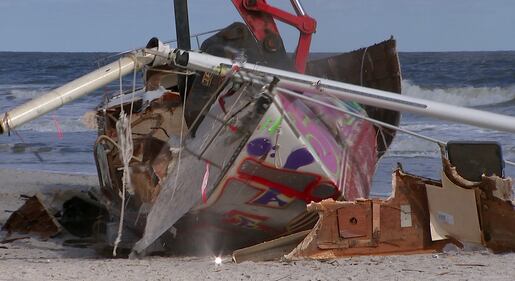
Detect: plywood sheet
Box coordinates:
(426, 172, 481, 243)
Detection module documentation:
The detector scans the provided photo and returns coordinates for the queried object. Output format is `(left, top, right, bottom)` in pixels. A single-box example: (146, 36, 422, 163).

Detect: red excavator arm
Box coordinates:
(231, 0, 317, 73)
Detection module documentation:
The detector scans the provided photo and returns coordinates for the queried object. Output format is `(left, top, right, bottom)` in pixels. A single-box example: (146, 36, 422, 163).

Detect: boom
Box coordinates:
(3, 41, 515, 135)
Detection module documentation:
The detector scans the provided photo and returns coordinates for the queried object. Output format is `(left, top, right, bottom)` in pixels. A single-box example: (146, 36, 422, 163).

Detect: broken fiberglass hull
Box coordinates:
(93, 28, 402, 255)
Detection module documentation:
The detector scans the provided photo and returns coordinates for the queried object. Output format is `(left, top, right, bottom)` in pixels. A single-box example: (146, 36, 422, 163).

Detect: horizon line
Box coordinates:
(1, 49, 515, 54)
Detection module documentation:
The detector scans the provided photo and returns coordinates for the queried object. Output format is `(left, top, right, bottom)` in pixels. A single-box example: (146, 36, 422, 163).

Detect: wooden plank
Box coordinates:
(232, 230, 310, 263)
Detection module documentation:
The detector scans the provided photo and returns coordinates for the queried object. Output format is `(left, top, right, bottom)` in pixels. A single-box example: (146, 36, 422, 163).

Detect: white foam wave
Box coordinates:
(386, 136, 441, 157)
(402, 80, 515, 107)
(16, 116, 94, 133)
(1, 87, 96, 132)
(3, 88, 51, 100)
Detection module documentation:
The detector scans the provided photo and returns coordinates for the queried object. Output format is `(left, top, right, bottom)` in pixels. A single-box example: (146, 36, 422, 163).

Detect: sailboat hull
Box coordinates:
(93, 37, 402, 253)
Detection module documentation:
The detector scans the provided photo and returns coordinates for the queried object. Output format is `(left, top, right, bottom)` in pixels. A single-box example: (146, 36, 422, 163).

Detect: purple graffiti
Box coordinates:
(247, 137, 272, 157)
(284, 148, 315, 170)
(279, 94, 341, 174)
(252, 189, 289, 207)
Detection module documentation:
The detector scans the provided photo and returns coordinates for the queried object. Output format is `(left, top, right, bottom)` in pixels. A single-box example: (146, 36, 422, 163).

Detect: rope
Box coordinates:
(96, 135, 142, 162)
(112, 57, 138, 256)
(360, 47, 369, 86)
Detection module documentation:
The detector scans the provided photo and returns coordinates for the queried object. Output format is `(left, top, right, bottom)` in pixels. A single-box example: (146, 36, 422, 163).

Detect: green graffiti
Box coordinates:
(260, 117, 272, 133)
(347, 101, 363, 111)
(268, 116, 283, 134)
(302, 115, 311, 127)
(343, 115, 355, 125)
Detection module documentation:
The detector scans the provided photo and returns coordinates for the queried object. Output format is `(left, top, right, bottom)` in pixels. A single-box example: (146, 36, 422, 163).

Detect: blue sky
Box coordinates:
(0, 0, 514, 52)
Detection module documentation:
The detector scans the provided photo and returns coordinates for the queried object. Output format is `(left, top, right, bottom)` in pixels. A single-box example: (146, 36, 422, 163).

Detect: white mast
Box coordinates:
(0, 52, 154, 134)
(2, 40, 515, 134)
(163, 47, 515, 133)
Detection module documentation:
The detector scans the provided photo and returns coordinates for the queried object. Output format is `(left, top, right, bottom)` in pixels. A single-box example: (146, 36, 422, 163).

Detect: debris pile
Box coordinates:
(2, 143, 514, 262)
(2, 192, 107, 248)
(231, 148, 515, 262)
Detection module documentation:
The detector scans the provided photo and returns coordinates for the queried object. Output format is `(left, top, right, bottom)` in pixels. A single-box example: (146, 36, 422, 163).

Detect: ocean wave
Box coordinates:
(16, 116, 95, 133)
(0, 88, 52, 101)
(0, 85, 97, 132)
(386, 137, 441, 157)
(402, 80, 515, 107)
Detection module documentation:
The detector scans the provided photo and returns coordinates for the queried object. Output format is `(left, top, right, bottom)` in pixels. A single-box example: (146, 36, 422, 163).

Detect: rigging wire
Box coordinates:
(274, 86, 515, 169)
(274, 87, 515, 174)
(359, 47, 369, 86)
(93, 28, 223, 65)
(145, 67, 196, 76)
(169, 74, 189, 202)
(275, 86, 447, 147)
(505, 159, 515, 167)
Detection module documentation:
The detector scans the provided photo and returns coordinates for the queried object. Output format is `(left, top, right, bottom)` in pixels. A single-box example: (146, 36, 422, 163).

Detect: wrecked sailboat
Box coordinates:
(1, 0, 515, 258)
(92, 1, 402, 255)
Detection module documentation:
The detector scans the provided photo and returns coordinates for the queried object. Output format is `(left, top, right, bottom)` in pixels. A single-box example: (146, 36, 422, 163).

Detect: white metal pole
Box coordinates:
(174, 50, 515, 133)
(0, 53, 153, 134)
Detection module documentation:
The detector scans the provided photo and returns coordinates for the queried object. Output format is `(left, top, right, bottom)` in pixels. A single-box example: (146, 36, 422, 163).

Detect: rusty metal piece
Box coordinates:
(286, 169, 444, 260)
(2, 195, 62, 239)
(306, 38, 402, 157)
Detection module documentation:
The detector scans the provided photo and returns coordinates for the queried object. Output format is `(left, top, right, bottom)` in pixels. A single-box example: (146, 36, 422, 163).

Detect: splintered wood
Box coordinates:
(286, 169, 442, 260)
(284, 162, 515, 260)
(2, 195, 61, 239)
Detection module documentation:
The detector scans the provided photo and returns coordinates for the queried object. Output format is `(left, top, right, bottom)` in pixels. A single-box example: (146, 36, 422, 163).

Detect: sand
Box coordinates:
(0, 168, 514, 281)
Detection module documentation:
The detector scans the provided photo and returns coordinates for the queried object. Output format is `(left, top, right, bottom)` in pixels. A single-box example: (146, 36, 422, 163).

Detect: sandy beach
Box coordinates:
(0, 168, 514, 281)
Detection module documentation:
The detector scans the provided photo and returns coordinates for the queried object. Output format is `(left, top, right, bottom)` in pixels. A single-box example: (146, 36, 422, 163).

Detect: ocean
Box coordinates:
(1, 51, 514, 196)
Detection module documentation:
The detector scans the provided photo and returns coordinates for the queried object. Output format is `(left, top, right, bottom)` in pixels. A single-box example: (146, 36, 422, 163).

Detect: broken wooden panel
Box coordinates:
(2, 195, 61, 238)
(442, 157, 512, 200)
(129, 164, 161, 205)
(286, 169, 442, 260)
(233, 230, 310, 263)
(378, 169, 434, 251)
(337, 201, 372, 239)
(479, 190, 515, 252)
(436, 157, 515, 252)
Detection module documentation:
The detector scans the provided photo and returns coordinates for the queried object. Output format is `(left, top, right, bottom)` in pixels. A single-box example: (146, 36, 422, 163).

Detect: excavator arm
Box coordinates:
(231, 0, 316, 73)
